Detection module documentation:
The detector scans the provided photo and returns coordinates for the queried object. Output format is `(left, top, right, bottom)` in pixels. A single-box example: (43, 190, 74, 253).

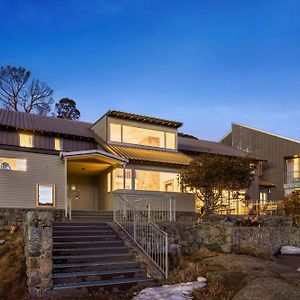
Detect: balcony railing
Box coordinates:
(285, 171, 300, 184)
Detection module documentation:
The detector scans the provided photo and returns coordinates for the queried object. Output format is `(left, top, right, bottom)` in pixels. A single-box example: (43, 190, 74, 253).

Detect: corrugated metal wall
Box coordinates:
(223, 124, 300, 200)
(0, 129, 96, 152)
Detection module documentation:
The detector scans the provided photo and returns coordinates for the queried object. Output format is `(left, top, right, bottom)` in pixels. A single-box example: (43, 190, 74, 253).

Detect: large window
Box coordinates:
(36, 184, 55, 207)
(286, 157, 300, 183)
(109, 123, 176, 150)
(110, 168, 132, 191)
(135, 170, 180, 192)
(20, 133, 34, 148)
(0, 157, 27, 171)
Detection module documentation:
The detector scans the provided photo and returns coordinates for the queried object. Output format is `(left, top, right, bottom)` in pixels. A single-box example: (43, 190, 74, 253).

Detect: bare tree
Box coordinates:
(0, 66, 53, 115)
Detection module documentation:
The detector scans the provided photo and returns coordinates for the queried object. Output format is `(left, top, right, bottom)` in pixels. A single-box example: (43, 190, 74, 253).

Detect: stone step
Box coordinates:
(53, 246, 128, 256)
(53, 260, 140, 273)
(53, 253, 135, 263)
(53, 235, 118, 242)
(52, 276, 153, 290)
(53, 240, 123, 249)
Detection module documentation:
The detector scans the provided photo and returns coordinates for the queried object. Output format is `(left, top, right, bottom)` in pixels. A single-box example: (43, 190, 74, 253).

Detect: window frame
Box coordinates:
(19, 133, 34, 148)
(108, 122, 177, 150)
(54, 138, 63, 151)
(36, 184, 56, 208)
(0, 157, 27, 172)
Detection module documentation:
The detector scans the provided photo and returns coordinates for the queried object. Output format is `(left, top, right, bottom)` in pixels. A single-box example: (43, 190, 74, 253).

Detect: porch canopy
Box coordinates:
(61, 149, 128, 175)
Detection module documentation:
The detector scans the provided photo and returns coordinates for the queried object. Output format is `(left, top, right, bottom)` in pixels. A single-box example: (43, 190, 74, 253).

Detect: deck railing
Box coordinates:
(113, 191, 177, 222)
(113, 194, 169, 278)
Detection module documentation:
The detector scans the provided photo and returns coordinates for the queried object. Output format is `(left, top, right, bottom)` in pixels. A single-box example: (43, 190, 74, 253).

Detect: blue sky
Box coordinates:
(0, 0, 300, 141)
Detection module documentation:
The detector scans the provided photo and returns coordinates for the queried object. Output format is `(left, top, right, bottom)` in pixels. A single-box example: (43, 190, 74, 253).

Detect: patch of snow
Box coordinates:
(197, 276, 207, 283)
(133, 281, 206, 300)
(280, 246, 300, 255)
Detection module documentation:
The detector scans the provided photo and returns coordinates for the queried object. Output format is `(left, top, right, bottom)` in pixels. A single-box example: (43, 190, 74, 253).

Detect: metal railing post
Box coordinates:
(165, 233, 168, 279)
(133, 211, 137, 242)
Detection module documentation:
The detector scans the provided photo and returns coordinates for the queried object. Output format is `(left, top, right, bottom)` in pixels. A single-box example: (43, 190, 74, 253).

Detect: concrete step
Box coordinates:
(52, 268, 146, 284)
(53, 222, 109, 227)
(53, 253, 135, 263)
(53, 230, 115, 236)
(53, 240, 123, 249)
(53, 235, 118, 242)
(52, 276, 153, 290)
(53, 225, 111, 231)
(53, 260, 140, 273)
(72, 210, 113, 215)
(53, 246, 128, 256)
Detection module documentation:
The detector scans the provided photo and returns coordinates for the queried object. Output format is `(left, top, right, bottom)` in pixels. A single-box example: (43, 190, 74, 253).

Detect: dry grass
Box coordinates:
(0, 229, 28, 300)
(162, 248, 240, 300)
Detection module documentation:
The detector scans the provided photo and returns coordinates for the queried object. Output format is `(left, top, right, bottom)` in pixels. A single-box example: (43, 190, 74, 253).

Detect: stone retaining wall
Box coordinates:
(25, 211, 54, 297)
(0, 208, 64, 230)
(163, 222, 300, 256)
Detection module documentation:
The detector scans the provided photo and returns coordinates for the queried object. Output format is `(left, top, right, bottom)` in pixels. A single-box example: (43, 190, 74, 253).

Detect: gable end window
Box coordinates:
(20, 133, 34, 148)
(36, 184, 55, 207)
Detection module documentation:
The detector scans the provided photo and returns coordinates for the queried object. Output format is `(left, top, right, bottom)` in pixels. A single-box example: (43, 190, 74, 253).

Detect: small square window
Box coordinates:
(54, 138, 62, 151)
(37, 184, 55, 207)
(20, 133, 34, 148)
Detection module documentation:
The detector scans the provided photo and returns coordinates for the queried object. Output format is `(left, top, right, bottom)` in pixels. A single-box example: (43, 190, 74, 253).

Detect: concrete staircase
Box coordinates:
(51, 221, 153, 292)
(71, 210, 113, 223)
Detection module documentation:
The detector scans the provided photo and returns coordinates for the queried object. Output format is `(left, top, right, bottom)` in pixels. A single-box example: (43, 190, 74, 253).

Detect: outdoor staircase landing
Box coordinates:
(52, 221, 153, 292)
(70, 210, 113, 222)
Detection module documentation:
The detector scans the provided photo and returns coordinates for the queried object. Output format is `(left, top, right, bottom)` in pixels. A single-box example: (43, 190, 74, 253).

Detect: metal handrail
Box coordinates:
(113, 194, 169, 278)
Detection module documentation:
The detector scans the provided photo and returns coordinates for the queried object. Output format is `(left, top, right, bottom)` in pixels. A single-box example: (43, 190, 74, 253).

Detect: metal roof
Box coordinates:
(107, 144, 191, 166)
(106, 110, 183, 128)
(0, 109, 95, 138)
(178, 135, 261, 159)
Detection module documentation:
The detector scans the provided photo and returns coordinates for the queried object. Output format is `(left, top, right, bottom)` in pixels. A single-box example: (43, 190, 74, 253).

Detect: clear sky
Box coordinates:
(0, 0, 299, 141)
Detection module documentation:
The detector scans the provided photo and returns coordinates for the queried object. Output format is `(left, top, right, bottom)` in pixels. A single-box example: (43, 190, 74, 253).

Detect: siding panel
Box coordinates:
(0, 149, 65, 209)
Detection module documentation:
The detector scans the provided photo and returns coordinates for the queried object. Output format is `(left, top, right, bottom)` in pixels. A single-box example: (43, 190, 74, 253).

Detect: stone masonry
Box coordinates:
(25, 211, 54, 297)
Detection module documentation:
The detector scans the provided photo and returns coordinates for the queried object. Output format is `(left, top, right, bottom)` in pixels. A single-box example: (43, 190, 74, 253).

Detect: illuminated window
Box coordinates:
(109, 122, 176, 150)
(110, 123, 122, 142)
(123, 125, 165, 148)
(54, 138, 62, 151)
(107, 172, 111, 192)
(135, 170, 180, 192)
(286, 157, 300, 183)
(36, 184, 55, 207)
(112, 168, 132, 191)
(0, 157, 27, 171)
(20, 133, 33, 148)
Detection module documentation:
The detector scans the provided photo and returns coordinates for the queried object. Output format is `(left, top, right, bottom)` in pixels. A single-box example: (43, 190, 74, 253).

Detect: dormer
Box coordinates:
(91, 110, 183, 151)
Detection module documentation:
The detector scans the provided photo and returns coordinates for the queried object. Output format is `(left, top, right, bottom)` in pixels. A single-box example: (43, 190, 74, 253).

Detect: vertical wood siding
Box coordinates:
(0, 149, 65, 209)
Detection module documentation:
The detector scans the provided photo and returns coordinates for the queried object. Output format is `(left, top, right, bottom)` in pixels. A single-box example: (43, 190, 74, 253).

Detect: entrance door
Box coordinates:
(68, 176, 97, 211)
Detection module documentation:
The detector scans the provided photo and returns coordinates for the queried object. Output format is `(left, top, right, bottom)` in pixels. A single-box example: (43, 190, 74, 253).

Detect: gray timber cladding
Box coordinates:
(0, 149, 65, 209)
(222, 124, 300, 201)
